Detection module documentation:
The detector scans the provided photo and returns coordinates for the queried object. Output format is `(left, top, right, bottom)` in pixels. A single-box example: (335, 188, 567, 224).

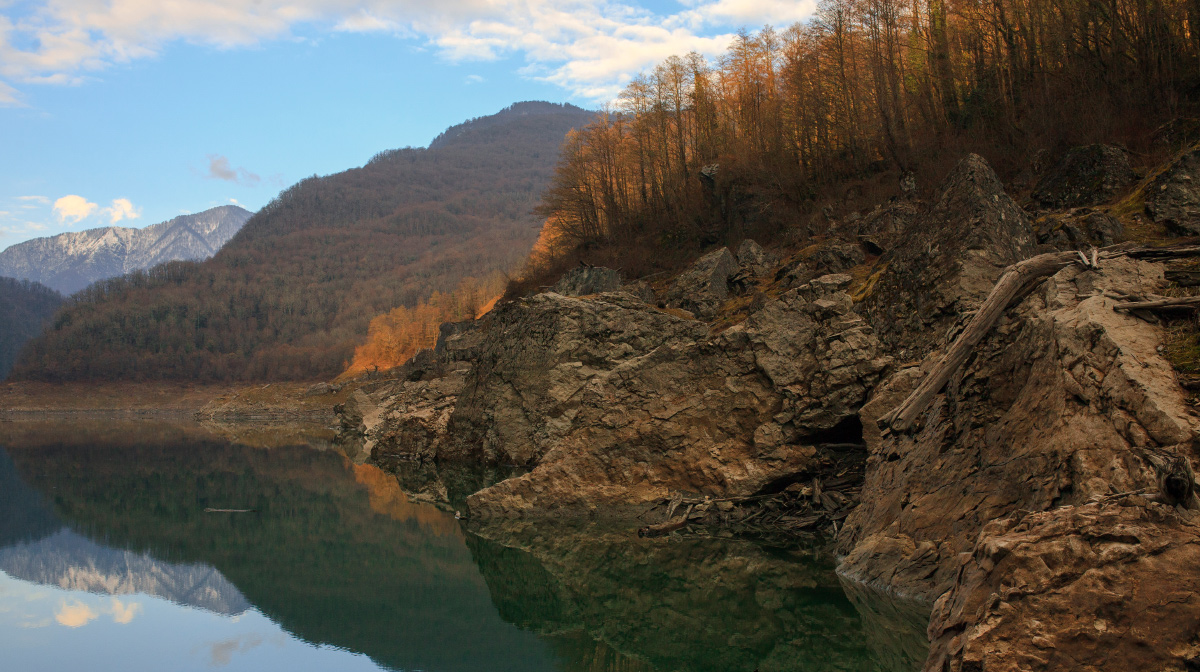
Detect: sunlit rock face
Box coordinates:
(0, 529, 251, 616)
(0, 205, 251, 294)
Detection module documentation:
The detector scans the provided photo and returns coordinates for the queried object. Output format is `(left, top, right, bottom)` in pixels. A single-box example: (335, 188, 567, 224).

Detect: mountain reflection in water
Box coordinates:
(0, 420, 927, 672)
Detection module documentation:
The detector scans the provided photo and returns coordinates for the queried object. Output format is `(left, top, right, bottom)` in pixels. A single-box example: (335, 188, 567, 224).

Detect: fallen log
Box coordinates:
(637, 504, 695, 538)
(881, 250, 1084, 431)
(1113, 296, 1200, 311)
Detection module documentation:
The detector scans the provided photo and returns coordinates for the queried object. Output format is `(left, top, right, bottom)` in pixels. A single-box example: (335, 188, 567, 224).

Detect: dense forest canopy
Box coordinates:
(12, 102, 594, 382)
(519, 0, 1200, 289)
(0, 278, 64, 380)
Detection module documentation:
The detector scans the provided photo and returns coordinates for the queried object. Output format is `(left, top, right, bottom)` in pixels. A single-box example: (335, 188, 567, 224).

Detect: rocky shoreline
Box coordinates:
(336, 149, 1200, 671)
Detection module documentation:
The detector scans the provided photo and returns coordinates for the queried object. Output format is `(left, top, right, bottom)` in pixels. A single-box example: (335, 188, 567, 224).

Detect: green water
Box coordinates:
(0, 420, 928, 672)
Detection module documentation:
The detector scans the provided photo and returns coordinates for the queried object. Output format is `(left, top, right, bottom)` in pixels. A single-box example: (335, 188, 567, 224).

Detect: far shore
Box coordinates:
(0, 380, 355, 420)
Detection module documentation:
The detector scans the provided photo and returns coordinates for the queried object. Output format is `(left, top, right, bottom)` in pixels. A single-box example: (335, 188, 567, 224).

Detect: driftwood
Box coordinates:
(1113, 296, 1200, 311)
(1165, 269, 1200, 287)
(881, 250, 1083, 431)
(880, 243, 1200, 432)
(638, 504, 695, 537)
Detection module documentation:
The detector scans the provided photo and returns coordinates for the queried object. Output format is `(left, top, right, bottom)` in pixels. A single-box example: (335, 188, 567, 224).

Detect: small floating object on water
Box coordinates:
(204, 508, 256, 513)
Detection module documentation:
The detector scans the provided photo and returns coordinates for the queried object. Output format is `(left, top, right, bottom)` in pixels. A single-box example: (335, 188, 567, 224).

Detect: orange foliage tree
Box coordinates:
(344, 274, 504, 376)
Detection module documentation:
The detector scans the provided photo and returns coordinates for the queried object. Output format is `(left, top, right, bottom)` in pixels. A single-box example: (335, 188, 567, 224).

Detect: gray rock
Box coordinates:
(860, 153, 1038, 355)
(549, 266, 622, 296)
(1146, 146, 1200, 235)
(736, 239, 777, 276)
(620, 279, 657, 304)
(663, 247, 739, 319)
(1031, 144, 1135, 208)
(452, 285, 889, 517)
(1036, 210, 1125, 248)
(304, 382, 337, 397)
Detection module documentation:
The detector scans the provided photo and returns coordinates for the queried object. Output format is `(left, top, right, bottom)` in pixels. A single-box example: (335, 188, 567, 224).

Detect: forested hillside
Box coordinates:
(517, 0, 1200, 289)
(13, 102, 593, 382)
(0, 279, 63, 380)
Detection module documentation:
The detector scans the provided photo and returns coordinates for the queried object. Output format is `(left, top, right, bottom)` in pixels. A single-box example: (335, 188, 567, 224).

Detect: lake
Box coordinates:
(0, 419, 928, 671)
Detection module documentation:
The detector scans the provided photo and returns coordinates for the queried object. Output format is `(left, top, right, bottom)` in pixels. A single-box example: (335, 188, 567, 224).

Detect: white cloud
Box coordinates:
(53, 194, 98, 223)
(464, 73, 483, 84)
(0, 0, 804, 103)
(105, 197, 141, 223)
(17, 195, 50, 204)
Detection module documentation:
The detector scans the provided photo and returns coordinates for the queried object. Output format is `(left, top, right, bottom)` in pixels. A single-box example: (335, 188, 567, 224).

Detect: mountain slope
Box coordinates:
(0, 205, 252, 295)
(13, 102, 595, 382)
(0, 278, 63, 380)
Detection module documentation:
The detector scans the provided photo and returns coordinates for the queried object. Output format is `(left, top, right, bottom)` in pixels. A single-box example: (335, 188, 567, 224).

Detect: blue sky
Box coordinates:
(0, 0, 814, 247)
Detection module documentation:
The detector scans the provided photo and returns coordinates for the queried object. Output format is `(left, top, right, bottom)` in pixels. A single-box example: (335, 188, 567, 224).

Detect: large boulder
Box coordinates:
(455, 279, 890, 517)
(1146, 145, 1200, 235)
(839, 257, 1199, 601)
(736, 239, 777, 276)
(860, 154, 1038, 356)
(1031, 144, 1135, 208)
(1034, 209, 1125, 249)
(925, 502, 1200, 672)
(663, 247, 740, 319)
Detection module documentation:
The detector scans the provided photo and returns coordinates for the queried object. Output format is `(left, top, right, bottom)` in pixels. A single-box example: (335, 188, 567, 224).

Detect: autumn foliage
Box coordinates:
(344, 275, 503, 377)
(522, 0, 1200, 290)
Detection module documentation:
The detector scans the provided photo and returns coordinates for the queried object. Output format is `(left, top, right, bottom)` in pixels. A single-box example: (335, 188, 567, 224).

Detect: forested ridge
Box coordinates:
(517, 0, 1200, 289)
(12, 101, 593, 382)
(0, 278, 63, 380)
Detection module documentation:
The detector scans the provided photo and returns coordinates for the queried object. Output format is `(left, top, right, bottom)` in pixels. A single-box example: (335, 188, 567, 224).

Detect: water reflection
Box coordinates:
(0, 420, 928, 672)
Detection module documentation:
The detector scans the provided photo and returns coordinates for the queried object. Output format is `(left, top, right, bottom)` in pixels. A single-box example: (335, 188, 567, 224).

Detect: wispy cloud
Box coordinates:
(0, 1, 815, 102)
(17, 195, 50, 204)
(206, 154, 261, 186)
(53, 194, 97, 223)
(464, 73, 484, 84)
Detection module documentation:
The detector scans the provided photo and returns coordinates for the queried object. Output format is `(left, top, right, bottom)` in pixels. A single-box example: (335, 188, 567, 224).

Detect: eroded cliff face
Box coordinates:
(344, 276, 890, 517)
(337, 150, 1200, 671)
(839, 257, 1198, 600)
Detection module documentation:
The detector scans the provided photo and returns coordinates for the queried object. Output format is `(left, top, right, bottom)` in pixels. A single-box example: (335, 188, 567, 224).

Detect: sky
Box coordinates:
(0, 0, 816, 248)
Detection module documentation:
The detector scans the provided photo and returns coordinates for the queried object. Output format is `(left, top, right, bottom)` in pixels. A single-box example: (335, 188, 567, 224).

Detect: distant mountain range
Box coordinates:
(0, 529, 251, 615)
(0, 205, 252, 295)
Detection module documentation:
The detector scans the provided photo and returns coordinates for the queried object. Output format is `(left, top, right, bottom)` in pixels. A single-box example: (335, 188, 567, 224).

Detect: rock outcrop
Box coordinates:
(840, 255, 1197, 600)
(1034, 209, 1125, 249)
(1031, 144, 1135, 208)
(663, 247, 740, 319)
(860, 154, 1038, 356)
(1146, 144, 1200, 235)
(458, 278, 889, 516)
(548, 265, 622, 296)
(925, 501, 1200, 672)
(335, 149, 1200, 672)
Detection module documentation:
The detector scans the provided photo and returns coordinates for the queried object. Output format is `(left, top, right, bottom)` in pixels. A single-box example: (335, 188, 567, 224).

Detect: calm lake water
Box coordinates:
(0, 419, 928, 672)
